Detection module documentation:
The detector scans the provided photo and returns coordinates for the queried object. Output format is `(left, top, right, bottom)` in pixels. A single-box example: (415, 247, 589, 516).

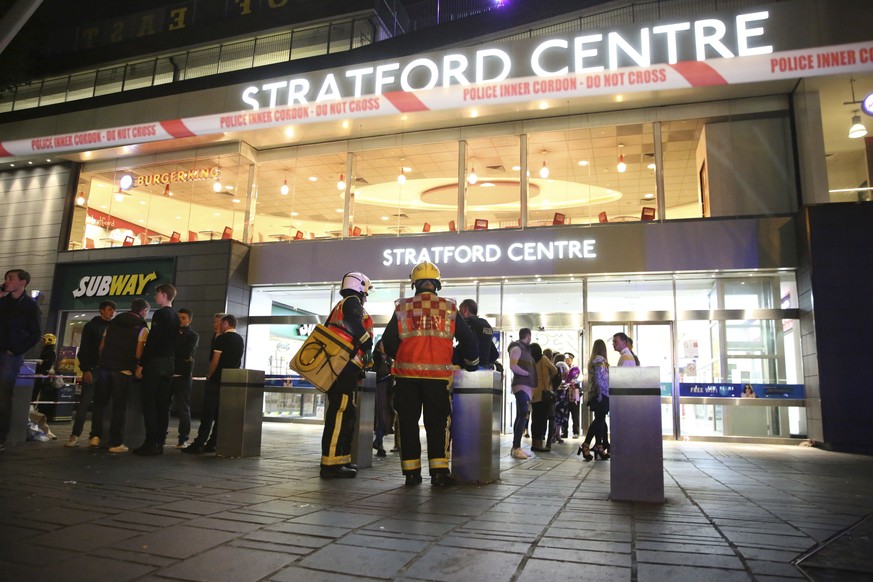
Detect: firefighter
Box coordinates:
(319, 271, 374, 479)
(382, 261, 479, 486)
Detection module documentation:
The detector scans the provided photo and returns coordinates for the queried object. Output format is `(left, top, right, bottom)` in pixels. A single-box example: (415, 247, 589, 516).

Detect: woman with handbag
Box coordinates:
(529, 343, 557, 452)
(578, 339, 610, 461)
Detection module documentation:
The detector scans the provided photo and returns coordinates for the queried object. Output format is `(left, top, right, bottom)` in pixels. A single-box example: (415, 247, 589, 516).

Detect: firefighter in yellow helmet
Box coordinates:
(319, 272, 374, 479)
(381, 261, 479, 486)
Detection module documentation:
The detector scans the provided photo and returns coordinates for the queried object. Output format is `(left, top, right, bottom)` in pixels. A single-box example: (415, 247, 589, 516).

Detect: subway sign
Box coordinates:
(53, 258, 175, 311)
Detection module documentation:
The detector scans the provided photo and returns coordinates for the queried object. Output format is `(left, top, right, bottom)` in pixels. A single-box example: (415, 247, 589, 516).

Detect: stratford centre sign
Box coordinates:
(240, 11, 773, 108)
(381, 239, 596, 267)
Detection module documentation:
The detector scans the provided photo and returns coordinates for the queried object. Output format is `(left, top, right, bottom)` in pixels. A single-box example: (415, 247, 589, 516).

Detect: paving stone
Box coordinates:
(269, 565, 369, 582)
(637, 563, 753, 582)
(0, 540, 78, 565)
(242, 529, 334, 549)
(31, 522, 140, 551)
(517, 558, 630, 581)
(37, 554, 155, 582)
(111, 524, 237, 558)
(298, 542, 416, 579)
(363, 517, 458, 536)
(402, 545, 525, 581)
(157, 545, 296, 581)
(151, 499, 241, 516)
(532, 546, 631, 567)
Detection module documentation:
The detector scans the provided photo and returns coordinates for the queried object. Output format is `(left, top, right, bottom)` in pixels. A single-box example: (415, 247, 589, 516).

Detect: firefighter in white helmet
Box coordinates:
(319, 271, 374, 479)
(381, 261, 479, 487)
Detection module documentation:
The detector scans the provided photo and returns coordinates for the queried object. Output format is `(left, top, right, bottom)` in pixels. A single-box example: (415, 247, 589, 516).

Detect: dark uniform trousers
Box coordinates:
(394, 377, 452, 476)
(321, 363, 362, 467)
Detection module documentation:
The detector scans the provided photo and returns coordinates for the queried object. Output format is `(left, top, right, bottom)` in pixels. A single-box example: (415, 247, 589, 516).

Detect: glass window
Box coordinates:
(587, 276, 674, 312)
(465, 135, 520, 230)
(821, 74, 873, 202)
(71, 152, 250, 249)
(351, 140, 460, 236)
(528, 124, 656, 226)
(675, 276, 718, 310)
(291, 26, 329, 60)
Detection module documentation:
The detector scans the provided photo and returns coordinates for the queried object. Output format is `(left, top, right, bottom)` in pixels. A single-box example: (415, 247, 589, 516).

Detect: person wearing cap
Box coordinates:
(317, 272, 374, 479)
(381, 261, 479, 487)
(0, 269, 42, 452)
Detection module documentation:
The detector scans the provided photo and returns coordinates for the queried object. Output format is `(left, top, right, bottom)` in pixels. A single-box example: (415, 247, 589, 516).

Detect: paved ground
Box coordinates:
(1, 422, 872, 582)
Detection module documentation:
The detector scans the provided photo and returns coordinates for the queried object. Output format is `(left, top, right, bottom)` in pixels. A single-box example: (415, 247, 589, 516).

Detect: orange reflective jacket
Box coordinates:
(391, 293, 456, 379)
(327, 297, 373, 368)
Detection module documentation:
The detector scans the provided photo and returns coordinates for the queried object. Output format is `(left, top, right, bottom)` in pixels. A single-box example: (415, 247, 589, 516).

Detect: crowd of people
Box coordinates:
(1, 262, 638, 489)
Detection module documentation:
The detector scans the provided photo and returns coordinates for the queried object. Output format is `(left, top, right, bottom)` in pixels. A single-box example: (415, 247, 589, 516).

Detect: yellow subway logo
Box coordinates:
(72, 272, 158, 298)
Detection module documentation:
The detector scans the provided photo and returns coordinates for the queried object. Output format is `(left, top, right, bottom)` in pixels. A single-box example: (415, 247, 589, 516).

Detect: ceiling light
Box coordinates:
(578, 160, 589, 166)
(337, 173, 346, 191)
(617, 144, 627, 173)
(643, 193, 655, 199)
(163, 184, 171, 197)
(539, 151, 549, 179)
(291, 211, 299, 216)
(232, 198, 240, 203)
(280, 178, 289, 195)
(75, 192, 86, 206)
(647, 163, 656, 170)
(212, 178, 222, 192)
(849, 112, 868, 139)
(308, 176, 318, 182)
(467, 165, 478, 185)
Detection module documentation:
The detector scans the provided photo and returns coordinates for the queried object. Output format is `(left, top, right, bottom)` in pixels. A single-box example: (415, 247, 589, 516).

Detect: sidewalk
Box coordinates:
(1, 422, 872, 581)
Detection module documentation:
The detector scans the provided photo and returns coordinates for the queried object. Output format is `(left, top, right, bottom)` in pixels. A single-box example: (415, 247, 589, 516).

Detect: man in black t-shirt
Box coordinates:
(183, 314, 244, 454)
(171, 308, 199, 448)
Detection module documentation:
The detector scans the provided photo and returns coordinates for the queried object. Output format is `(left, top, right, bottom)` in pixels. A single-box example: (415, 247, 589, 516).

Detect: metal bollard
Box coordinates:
(450, 370, 502, 484)
(352, 371, 376, 469)
(217, 369, 265, 457)
(609, 366, 665, 503)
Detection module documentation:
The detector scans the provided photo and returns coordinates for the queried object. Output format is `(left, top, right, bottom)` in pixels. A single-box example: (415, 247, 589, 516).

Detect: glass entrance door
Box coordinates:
(588, 323, 674, 437)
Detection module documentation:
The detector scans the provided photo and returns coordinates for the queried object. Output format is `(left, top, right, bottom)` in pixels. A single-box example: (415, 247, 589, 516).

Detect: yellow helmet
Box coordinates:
(410, 261, 441, 290)
(42, 333, 57, 345)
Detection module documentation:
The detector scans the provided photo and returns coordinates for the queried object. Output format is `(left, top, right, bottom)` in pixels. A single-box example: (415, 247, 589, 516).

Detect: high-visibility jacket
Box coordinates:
(327, 296, 373, 368)
(391, 293, 456, 379)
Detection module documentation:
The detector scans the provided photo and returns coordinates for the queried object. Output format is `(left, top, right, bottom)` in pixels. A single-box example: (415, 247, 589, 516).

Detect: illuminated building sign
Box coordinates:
(240, 11, 772, 108)
(54, 258, 176, 310)
(132, 166, 220, 187)
(381, 240, 596, 267)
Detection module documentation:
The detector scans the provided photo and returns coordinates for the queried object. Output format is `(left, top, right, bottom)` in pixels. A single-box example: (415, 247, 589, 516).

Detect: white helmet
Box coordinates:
(341, 272, 372, 295)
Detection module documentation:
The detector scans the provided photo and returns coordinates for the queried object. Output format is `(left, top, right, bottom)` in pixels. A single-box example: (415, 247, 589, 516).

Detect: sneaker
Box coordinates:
(108, 444, 129, 453)
(47, 430, 58, 440)
(65, 435, 79, 447)
(88, 436, 100, 447)
(511, 447, 529, 460)
(176, 439, 188, 449)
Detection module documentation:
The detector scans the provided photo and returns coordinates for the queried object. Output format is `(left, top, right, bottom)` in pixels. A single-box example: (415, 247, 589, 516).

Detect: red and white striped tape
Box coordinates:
(2, 41, 871, 159)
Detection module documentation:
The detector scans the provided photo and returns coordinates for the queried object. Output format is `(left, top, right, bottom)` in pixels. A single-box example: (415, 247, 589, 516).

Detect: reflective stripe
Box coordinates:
(402, 458, 422, 471)
(429, 458, 449, 470)
(322, 392, 349, 465)
(321, 454, 351, 466)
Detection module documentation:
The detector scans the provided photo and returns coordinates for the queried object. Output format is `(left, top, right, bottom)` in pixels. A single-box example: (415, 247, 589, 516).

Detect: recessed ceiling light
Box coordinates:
(335, 208, 343, 213)
(512, 165, 521, 171)
(291, 211, 299, 216)
(309, 176, 318, 182)
(643, 193, 655, 199)
(232, 198, 240, 203)
(578, 160, 589, 166)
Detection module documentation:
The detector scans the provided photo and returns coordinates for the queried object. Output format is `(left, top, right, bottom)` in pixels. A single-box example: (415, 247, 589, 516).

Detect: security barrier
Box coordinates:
(351, 371, 376, 468)
(217, 369, 266, 457)
(450, 369, 502, 484)
(609, 366, 664, 503)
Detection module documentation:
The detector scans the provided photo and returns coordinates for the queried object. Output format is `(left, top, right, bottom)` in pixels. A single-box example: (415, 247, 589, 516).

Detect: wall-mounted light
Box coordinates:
(617, 144, 627, 173)
(849, 111, 868, 139)
(539, 151, 549, 179)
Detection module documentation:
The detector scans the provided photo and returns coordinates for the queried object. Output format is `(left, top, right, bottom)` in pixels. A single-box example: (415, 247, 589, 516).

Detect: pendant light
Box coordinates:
(617, 144, 627, 173)
(849, 111, 868, 139)
(539, 151, 549, 179)
(337, 173, 346, 191)
(280, 177, 289, 195)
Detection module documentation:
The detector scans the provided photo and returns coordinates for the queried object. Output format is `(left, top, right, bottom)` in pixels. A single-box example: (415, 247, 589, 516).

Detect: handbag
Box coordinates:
(289, 324, 355, 392)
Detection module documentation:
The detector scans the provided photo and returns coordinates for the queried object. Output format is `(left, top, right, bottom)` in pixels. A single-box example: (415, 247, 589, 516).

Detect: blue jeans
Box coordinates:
(0, 352, 24, 443)
(513, 390, 530, 449)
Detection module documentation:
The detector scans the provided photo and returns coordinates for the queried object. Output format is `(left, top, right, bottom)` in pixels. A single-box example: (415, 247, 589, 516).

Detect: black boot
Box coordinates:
(320, 465, 357, 479)
(404, 472, 423, 486)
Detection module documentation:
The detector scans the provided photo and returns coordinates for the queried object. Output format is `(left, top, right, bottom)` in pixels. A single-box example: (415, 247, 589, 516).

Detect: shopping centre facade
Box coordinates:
(1, 0, 871, 452)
